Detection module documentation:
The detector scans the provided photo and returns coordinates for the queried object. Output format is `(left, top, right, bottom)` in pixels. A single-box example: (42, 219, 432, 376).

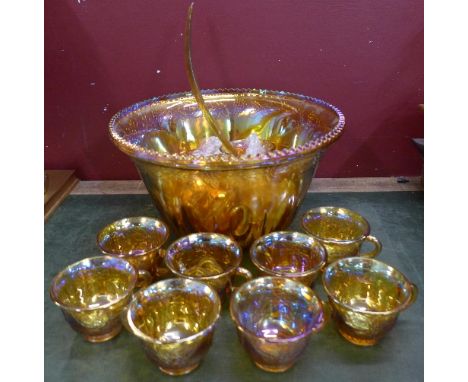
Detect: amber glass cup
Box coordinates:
(249, 231, 327, 286)
(230, 277, 325, 372)
(97, 217, 169, 287)
(322, 257, 418, 346)
(302, 207, 382, 264)
(164, 233, 252, 297)
(49, 256, 137, 343)
(125, 278, 221, 376)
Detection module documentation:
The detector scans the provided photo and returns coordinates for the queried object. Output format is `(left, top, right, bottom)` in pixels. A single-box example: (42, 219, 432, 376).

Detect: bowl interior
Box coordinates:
(231, 277, 323, 339)
(110, 89, 343, 165)
(166, 234, 241, 277)
(323, 258, 413, 312)
(98, 217, 168, 255)
(302, 207, 369, 242)
(251, 232, 325, 275)
(128, 279, 220, 342)
(51, 257, 136, 310)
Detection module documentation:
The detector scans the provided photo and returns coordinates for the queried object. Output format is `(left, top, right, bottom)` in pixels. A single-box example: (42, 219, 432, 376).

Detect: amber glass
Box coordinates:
(249, 231, 326, 286)
(164, 232, 252, 297)
(49, 256, 137, 342)
(322, 257, 418, 346)
(125, 278, 221, 376)
(97, 217, 169, 287)
(230, 277, 325, 372)
(302, 207, 382, 264)
(109, 89, 344, 248)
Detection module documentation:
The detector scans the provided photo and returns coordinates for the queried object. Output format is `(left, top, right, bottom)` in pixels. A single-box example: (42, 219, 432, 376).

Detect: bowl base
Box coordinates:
(254, 361, 293, 373)
(159, 364, 199, 376)
(83, 324, 122, 343)
(338, 329, 379, 346)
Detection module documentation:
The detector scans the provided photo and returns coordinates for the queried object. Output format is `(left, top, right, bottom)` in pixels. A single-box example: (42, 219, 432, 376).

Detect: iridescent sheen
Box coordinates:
(125, 278, 221, 376)
(322, 257, 418, 346)
(302, 207, 382, 263)
(97, 217, 169, 287)
(249, 231, 327, 286)
(109, 89, 345, 247)
(49, 256, 137, 342)
(230, 277, 325, 372)
(164, 232, 252, 297)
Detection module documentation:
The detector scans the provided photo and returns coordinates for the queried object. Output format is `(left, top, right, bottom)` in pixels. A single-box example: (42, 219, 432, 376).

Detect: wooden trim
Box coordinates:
(44, 170, 80, 220)
(71, 177, 423, 195)
(309, 177, 423, 192)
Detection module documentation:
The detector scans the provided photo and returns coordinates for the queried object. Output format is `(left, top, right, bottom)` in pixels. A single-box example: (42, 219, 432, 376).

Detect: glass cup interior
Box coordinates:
(322, 257, 414, 313)
(97, 217, 168, 256)
(50, 256, 137, 310)
(127, 279, 220, 342)
(230, 277, 324, 340)
(302, 207, 370, 242)
(250, 231, 326, 276)
(165, 233, 242, 278)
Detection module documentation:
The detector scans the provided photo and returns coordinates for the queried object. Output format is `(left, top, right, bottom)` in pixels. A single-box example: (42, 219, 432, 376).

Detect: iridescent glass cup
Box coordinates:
(164, 232, 252, 297)
(322, 257, 418, 346)
(109, 89, 344, 248)
(249, 231, 327, 286)
(125, 278, 221, 376)
(230, 277, 326, 372)
(49, 256, 137, 342)
(97, 217, 169, 287)
(302, 207, 382, 264)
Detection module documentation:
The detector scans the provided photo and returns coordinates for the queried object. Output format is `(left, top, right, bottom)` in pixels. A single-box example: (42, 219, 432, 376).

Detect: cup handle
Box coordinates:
(153, 249, 171, 279)
(315, 298, 331, 333)
(121, 304, 131, 332)
(359, 235, 382, 258)
(406, 283, 419, 308)
(137, 269, 153, 288)
(230, 267, 253, 292)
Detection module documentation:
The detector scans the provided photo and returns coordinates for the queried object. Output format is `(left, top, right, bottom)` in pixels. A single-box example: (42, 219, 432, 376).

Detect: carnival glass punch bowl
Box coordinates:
(110, 89, 344, 247)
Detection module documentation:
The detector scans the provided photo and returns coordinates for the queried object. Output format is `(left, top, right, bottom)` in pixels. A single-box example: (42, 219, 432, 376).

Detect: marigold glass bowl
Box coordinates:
(109, 89, 344, 247)
(49, 256, 137, 342)
(322, 257, 418, 346)
(125, 278, 221, 376)
(249, 231, 327, 286)
(97, 217, 169, 287)
(164, 232, 252, 297)
(302, 206, 382, 263)
(230, 276, 326, 372)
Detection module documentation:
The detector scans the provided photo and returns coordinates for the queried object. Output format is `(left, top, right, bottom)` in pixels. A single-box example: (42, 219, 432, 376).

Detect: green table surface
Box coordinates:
(45, 192, 423, 382)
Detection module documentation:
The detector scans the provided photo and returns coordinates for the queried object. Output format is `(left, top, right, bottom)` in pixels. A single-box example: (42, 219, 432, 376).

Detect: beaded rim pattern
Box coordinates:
(109, 88, 345, 170)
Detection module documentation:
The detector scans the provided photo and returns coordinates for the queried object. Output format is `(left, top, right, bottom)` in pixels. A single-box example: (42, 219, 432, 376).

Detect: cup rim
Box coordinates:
(229, 276, 325, 343)
(322, 257, 415, 315)
(109, 88, 345, 170)
(249, 231, 327, 277)
(164, 232, 243, 280)
(49, 255, 138, 312)
(96, 216, 169, 258)
(126, 278, 221, 345)
(301, 206, 371, 244)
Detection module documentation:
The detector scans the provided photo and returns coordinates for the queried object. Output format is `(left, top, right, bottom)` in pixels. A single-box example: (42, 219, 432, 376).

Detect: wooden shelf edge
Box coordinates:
(44, 171, 80, 221)
(71, 177, 423, 195)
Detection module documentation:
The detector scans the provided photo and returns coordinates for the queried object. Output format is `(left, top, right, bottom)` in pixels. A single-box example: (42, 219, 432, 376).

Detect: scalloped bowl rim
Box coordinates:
(109, 88, 345, 169)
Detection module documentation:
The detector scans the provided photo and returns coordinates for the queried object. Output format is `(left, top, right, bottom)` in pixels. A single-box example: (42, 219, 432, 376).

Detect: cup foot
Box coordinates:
(159, 364, 199, 376)
(254, 362, 292, 373)
(338, 329, 378, 346)
(83, 325, 122, 343)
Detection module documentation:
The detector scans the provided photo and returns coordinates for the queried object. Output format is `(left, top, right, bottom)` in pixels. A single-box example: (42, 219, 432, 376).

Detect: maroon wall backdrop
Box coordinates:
(45, 0, 424, 180)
